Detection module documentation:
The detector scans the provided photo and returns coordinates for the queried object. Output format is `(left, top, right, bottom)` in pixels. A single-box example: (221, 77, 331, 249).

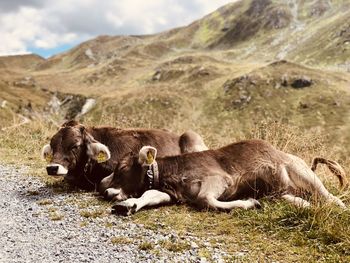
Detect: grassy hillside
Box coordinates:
(0, 54, 44, 70)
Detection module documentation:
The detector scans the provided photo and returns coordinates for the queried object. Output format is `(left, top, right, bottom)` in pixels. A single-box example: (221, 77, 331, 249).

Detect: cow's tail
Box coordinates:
(311, 157, 347, 189)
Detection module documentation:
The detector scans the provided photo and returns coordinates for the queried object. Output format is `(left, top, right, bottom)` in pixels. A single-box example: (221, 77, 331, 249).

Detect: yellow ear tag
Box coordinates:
(45, 153, 53, 163)
(97, 152, 108, 163)
(146, 151, 154, 165)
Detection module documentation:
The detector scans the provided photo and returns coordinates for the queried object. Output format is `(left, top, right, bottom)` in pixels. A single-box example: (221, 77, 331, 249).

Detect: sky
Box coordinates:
(0, 0, 235, 58)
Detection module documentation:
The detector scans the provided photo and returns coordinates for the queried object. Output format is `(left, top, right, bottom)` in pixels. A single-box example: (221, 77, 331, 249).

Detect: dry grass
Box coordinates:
(37, 199, 53, 205)
(127, 121, 350, 262)
(49, 212, 64, 221)
(159, 239, 191, 252)
(79, 208, 105, 219)
(138, 241, 154, 251)
(110, 236, 133, 245)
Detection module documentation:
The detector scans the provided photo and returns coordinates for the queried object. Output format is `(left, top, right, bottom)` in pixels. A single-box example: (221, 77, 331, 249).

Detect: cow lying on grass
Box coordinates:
(108, 139, 346, 216)
(41, 120, 207, 190)
(99, 129, 208, 198)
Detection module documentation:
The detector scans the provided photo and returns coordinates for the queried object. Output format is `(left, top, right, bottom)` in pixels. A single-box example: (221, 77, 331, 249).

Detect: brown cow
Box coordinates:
(109, 139, 346, 215)
(41, 120, 208, 190)
(99, 129, 208, 198)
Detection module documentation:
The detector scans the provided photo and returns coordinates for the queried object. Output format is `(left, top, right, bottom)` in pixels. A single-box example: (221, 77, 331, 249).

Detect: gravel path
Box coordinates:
(0, 164, 226, 263)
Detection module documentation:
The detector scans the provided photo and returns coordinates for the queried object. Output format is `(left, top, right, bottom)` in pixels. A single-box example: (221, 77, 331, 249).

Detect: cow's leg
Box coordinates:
(274, 166, 311, 208)
(206, 196, 261, 210)
(196, 174, 261, 210)
(281, 194, 311, 208)
(286, 154, 346, 208)
(112, 190, 171, 216)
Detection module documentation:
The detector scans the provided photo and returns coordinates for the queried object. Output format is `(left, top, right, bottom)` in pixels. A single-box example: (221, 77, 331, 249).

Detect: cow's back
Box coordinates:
(89, 127, 181, 158)
(215, 140, 283, 172)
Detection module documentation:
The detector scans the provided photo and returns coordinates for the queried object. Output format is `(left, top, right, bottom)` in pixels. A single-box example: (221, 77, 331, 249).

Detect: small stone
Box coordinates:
(190, 241, 199, 249)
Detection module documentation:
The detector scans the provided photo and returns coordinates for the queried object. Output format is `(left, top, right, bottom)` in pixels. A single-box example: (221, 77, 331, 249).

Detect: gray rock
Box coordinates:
(291, 76, 312, 88)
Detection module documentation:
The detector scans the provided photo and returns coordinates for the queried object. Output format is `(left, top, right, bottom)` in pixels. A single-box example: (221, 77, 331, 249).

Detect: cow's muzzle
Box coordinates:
(104, 188, 127, 201)
(104, 188, 119, 200)
(46, 164, 68, 176)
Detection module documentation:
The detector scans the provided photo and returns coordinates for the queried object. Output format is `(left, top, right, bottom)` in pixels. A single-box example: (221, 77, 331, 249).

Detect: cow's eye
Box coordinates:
(70, 145, 79, 151)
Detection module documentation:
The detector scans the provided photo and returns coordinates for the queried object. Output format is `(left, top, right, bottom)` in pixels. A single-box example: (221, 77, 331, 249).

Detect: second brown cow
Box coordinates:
(108, 139, 346, 215)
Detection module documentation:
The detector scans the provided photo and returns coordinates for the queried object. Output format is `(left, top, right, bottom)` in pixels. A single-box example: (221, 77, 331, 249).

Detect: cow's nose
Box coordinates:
(104, 189, 112, 200)
(104, 188, 120, 200)
(46, 165, 59, 175)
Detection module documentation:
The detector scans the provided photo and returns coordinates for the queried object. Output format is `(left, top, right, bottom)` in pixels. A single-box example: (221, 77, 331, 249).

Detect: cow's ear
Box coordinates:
(82, 129, 111, 163)
(41, 144, 53, 163)
(138, 146, 157, 166)
(87, 142, 111, 163)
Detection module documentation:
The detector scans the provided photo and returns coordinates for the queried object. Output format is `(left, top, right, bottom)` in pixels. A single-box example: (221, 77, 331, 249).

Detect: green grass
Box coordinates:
(130, 201, 350, 262)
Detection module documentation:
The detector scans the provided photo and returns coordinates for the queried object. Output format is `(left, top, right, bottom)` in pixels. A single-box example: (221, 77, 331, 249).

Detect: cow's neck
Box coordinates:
(142, 157, 184, 201)
(150, 157, 182, 188)
(68, 151, 97, 187)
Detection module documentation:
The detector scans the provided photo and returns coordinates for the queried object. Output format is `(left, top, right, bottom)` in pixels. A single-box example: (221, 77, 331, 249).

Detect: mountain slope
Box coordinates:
(0, 54, 44, 70)
(159, 0, 350, 67)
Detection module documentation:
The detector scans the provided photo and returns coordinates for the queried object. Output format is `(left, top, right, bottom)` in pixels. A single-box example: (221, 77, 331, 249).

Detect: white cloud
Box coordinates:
(0, 7, 40, 55)
(195, 0, 238, 14)
(0, 0, 236, 56)
(0, 6, 80, 55)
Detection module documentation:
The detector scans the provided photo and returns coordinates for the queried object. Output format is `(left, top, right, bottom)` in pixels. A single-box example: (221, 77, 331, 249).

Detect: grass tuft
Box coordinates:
(37, 199, 53, 205)
(138, 241, 154, 251)
(49, 212, 64, 221)
(159, 239, 191, 252)
(79, 208, 105, 218)
(111, 236, 133, 245)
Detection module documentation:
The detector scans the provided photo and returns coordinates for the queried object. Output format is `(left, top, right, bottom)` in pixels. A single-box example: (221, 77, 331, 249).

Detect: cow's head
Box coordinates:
(100, 146, 157, 201)
(41, 120, 111, 177)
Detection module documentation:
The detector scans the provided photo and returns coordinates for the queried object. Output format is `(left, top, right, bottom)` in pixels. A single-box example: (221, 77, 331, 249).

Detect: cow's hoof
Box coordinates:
(111, 202, 137, 216)
(248, 198, 262, 209)
(254, 201, 262, 209)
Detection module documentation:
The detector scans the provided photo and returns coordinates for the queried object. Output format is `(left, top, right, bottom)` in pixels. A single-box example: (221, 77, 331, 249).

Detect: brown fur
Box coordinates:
(179, 130, 208, 153)
(110, 140, 346, 213)
(43, 120, 206, 190)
